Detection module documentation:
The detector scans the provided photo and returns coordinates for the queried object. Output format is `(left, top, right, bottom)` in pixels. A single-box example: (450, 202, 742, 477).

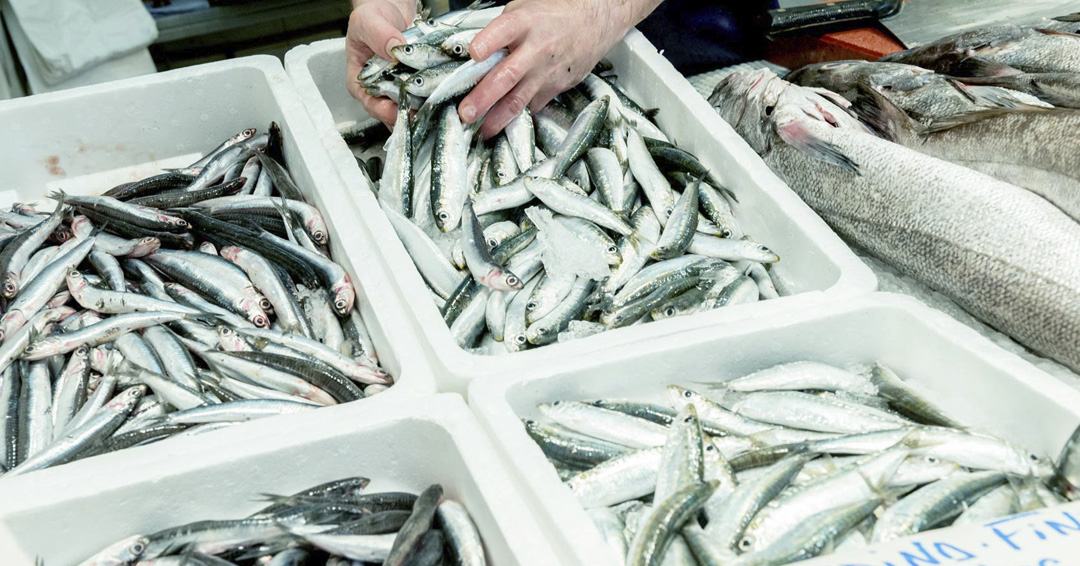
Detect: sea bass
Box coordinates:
(709, 69, 1080, 372)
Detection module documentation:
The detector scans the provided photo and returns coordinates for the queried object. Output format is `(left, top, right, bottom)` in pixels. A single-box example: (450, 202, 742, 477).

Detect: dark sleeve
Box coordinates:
(447, 0, 776, 75)
(636, 0, 778, 75)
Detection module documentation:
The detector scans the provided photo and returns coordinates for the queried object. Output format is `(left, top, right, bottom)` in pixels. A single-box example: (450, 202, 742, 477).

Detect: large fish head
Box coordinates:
(785, 60, 884, 98)
(709, 69, 785, 154)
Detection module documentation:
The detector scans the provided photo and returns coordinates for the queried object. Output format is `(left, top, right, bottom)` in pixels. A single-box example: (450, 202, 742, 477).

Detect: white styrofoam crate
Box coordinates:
(467, 292, 1080, 566)
(283, 28, 877, 394)
(0, 56, 436, 463)
(0, 393, 561, 566)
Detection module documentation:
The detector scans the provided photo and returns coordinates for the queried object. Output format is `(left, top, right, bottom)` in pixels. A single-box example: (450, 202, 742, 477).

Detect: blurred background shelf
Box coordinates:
(148, 0, 352, 69)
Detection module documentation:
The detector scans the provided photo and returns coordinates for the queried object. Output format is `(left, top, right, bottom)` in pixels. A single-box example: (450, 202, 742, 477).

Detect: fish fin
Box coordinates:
(851, 80, 922, 144)
(923, 105, 1052, 135)
(803, 86, 853, 111)
(948, 56, 1022, 78)
(947, 79, 1052, 110)
(1037, 27, 1080, 38)
(775, 119, 860, 175)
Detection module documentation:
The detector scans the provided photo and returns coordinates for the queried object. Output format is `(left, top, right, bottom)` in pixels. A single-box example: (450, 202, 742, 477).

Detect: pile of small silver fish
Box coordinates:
(0, 125, 391, 479)
(74, 477, 486, 566)
(708, 18, 1080, 374)
(523, 361, 1079, 566)
(344, 9, 782, 354)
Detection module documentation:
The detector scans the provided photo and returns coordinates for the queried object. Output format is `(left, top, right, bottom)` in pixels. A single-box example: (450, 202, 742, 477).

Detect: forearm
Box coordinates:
(622, 0, 667, 29)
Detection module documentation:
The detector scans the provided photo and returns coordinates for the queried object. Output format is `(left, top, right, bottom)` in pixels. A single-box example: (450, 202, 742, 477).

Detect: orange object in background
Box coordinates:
(765, 1, 907, 70)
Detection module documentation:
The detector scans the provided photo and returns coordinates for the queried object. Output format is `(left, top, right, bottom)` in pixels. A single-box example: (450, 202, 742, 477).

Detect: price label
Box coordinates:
(801, 502, 1080, 566)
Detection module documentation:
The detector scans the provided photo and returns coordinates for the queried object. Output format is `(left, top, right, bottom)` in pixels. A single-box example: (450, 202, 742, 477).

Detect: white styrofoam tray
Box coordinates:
(467, 292, 1080, 566)
(283, 28, 878, 394)
(0, 393, 561, 566)
(0, 56, 436, 464)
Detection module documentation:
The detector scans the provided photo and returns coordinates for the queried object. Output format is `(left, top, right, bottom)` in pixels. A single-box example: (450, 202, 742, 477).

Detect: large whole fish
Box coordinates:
(854, 90, 1080, 223)
(785, 60, 1049, 124)
(881, 24, 1080, 75)
(709, 69, 1080, 372)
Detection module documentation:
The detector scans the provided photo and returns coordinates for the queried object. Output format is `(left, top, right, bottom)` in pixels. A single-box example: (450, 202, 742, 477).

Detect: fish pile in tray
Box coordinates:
(708, 17, 1080, 374)
(75, 478, 486, 566)
(523, 361, 1078, 566)
(0, 124, 390, 479)
(344, 14, 783, 355)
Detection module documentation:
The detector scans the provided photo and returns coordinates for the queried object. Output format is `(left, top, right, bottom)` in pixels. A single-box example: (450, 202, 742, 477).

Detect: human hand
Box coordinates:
(345, 0, 416, 126)
(459, 0, 649, 138)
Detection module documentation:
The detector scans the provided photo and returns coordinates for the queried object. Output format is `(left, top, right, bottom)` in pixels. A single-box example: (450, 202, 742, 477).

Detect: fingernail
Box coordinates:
(460, 104, 476, 123)
(385, 38, 404, 58)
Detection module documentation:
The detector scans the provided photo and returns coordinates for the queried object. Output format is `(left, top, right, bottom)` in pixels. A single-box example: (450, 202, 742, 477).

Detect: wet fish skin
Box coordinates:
(711, 69, 1080, 373)
(871, 471, 1006, 542)
(855, 88, 1080, 223)
(626, 481, 718, 566)
(881, 24, 1080, 75)
(786, 59, 1046, 124)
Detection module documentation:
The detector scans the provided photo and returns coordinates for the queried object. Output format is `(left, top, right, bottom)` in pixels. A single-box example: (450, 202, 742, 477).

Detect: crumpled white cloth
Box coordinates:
(4, 0, 157, 86)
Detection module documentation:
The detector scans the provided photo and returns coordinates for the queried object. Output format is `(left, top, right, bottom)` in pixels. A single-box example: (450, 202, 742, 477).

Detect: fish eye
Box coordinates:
(414, 77, 424, 86)
(527, 301, 538, 310)
(721, 229, 732, 238)
(607, 246, 617, 254)
(130, 542, 146, 553)
(926, 456, 938, 464)
(705, 444, 714, 452)
(739, 536, 753, 550)
(454, 45, 465, 55)
(524, 419, 535, 425)
(664, 307, 675, 317)
(487, 238, 498, 247)
(683, 390, 692, 398)
(507, 276, 519, 286)
(552, 400, 561, 406)
(438, 212, 449, 220)
(764, 105, 775, 116)
(682, 415, 692, 423)
(402, 45, 414, 54)
(243, 128, 256, 136)
(515, 334, 527, 344)
(1030, 454, 1039, 461)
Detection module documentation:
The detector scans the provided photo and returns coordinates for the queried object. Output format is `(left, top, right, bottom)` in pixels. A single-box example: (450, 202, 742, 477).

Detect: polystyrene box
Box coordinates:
(0, 56, 436, 466)
(0, 394, 561, 566)
(283, 27, 877, 394)
(467, 293, 1080, 566)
